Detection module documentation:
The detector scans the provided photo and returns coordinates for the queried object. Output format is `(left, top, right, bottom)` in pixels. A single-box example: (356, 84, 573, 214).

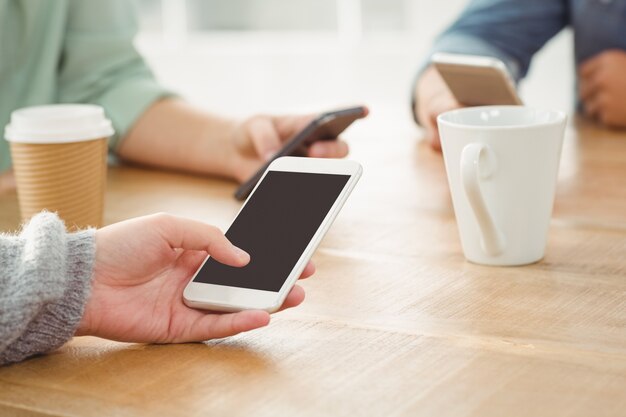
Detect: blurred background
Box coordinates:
(135, 0, 574, 137)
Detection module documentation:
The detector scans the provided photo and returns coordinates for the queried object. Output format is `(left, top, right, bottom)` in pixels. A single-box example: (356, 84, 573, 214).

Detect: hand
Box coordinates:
(414, 66, 462, 150)
(579, 49, 626, 128)
(229, 114, 350, 183)
(77, 213, 315, 343)
(119, 100, 350, 182)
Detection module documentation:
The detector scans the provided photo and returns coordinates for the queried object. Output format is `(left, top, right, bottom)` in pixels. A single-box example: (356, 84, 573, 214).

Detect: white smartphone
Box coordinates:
(432, 52, 523, 106)
(183, 156, 362, 313)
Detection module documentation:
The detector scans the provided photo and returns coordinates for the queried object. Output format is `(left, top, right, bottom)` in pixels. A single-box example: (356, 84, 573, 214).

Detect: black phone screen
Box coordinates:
(194, 170, 350, 292)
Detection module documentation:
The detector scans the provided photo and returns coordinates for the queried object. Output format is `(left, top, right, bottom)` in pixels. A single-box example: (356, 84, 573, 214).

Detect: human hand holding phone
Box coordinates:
(185, 157, 362, 312)
(230, 111, 357, 185)
(416, 54, 522, 150)
(414, 66, 462, 150)
(77, 213, 314, 343)
(233, 106, 368, 200)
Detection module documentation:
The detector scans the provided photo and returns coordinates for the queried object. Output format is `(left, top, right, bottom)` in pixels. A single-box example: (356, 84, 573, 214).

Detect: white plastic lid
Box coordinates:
(5, 104, 114, 144)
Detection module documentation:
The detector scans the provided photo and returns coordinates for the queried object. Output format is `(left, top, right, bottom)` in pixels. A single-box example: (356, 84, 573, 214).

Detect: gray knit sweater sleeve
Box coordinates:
(0, 212, 95, 366)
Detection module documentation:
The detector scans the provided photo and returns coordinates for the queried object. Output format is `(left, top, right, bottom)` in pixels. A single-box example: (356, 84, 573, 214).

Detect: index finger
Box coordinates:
(579, 75, 601, 101)
(579, 54, 603, 78)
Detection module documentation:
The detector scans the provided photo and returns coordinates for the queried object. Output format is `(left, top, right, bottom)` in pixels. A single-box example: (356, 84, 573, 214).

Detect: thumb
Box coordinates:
(427, 114, 443, 151)
(429, 129, 442, 151)
(245, 116, 282, 161)
(151, 213, 250, 267)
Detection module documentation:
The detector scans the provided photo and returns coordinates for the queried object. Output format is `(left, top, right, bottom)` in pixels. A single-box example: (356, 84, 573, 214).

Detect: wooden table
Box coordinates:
(1, 117, 625, 417)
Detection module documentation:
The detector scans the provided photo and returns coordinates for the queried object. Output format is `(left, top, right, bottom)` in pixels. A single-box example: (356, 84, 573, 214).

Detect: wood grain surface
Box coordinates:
(0, 117, 625, 417)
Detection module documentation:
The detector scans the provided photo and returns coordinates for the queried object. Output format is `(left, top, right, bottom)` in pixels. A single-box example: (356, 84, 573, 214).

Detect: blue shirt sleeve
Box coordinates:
(411, 0, 569, 125)
(426, 0, 569, 80)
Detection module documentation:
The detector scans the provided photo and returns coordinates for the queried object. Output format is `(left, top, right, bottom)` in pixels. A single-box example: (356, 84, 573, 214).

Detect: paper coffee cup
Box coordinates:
(5, 104, 114, 229)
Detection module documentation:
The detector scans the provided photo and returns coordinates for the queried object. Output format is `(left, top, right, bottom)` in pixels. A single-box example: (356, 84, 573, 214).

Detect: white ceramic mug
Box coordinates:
(438, 106, 567, 266)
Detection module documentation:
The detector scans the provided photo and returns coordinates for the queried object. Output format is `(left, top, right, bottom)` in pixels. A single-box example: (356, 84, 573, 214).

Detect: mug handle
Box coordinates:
(460, 143, 506, 256)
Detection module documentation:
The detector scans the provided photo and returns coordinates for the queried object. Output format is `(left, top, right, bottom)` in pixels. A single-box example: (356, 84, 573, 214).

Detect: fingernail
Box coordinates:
(233, 246, 250, 262)
(264, 151, 276, 161)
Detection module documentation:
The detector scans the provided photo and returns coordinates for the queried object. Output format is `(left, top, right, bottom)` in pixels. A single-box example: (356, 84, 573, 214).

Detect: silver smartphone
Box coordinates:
(432, 52, 523, 106)
(183, 156, 362, 313)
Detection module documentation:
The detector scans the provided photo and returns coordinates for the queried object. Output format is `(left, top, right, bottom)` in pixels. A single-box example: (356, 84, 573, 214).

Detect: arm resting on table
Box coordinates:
(0, 213, 95, 366)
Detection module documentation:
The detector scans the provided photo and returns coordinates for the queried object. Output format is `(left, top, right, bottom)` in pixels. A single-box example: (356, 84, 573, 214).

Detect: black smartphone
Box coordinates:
(234, 105, 368, 200)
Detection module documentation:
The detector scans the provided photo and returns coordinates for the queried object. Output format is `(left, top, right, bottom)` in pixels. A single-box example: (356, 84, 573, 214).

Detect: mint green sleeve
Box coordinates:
(57, 0, 174, 150)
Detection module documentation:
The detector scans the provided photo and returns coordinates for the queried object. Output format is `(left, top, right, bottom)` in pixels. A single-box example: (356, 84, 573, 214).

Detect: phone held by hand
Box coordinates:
(184, 156, 362, 313)
(234, 105, 368, 201)
(432, 52, 523, 106)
